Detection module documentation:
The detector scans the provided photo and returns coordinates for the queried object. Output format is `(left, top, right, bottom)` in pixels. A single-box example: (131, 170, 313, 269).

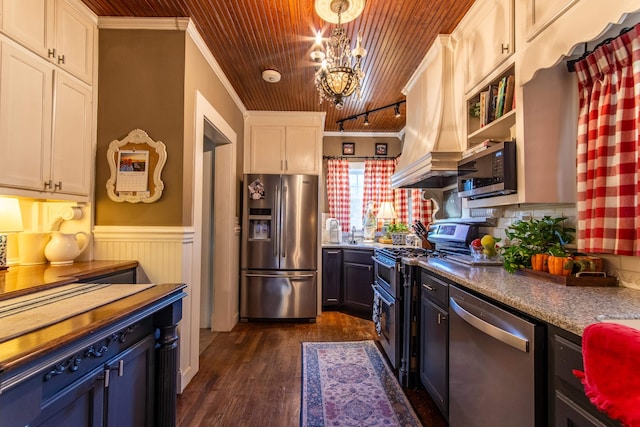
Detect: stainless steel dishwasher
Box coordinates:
(448, 285, 543, 427)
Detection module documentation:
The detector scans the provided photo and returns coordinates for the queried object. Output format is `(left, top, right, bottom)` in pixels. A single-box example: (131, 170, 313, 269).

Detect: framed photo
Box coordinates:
(342, 142, 355, 155)
(375, 143, 388, 156)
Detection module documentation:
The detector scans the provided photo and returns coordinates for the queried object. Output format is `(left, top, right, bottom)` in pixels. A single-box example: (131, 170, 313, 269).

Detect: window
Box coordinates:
(348, 161, 417, 230)
(348, 162, 365, 230)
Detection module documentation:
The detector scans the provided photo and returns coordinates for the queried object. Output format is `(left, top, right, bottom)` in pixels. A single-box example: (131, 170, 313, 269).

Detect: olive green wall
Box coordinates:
(321, 135, 403, 212)
(183, 36, 245, 220)
(323, 135, 402, 158)
(95, 30, 186, 226)
(95, 29, 245, 226)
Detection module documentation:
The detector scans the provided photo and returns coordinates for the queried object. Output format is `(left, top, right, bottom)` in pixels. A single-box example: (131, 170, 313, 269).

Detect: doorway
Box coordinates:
(199, 118, 228, 353)
(184, 91, 238, 389)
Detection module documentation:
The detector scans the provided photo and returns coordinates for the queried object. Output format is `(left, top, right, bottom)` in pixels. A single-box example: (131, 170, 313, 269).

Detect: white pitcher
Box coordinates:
(44, 231, 89, 266)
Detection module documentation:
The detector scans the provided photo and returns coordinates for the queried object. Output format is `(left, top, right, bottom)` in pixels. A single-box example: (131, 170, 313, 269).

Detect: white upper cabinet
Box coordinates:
(519, 0, 640, 85)
(1, 0, 95, 84)
(0, 40, 92, 199)
(247, 125, 287, 173)
(244, 113, 325, 175)
(50, 70, 92, 196)
(459, 0, 514, 94)
(285, 126, 320, 174)
(0, 41, 53, 192)
(523, 0, 579, 42)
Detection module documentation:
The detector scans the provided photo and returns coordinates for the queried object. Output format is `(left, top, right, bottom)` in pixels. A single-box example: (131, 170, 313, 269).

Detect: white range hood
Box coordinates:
(391, 35, 462, 188)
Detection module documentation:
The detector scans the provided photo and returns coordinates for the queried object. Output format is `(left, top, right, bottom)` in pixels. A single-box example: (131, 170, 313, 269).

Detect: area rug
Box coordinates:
(301, 340, 422, 427)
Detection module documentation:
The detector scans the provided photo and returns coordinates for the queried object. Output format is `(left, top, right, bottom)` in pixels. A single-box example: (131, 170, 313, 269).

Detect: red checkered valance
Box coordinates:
(575, 23, 640, 256)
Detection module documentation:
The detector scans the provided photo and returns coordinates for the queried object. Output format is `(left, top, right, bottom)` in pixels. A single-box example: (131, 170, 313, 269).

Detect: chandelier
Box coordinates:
(312, 0, 367, 110)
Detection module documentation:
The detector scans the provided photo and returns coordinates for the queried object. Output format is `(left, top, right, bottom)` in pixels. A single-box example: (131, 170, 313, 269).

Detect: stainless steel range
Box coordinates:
(372, 223, 495, 386)
(372, 247, 429, 377)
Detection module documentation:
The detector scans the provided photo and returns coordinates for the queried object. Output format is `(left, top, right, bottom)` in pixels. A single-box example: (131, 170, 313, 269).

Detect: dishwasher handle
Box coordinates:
(450, 296, 529, 353)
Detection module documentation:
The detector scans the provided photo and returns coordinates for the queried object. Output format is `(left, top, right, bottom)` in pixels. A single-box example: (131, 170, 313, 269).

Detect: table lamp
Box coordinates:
(377, 201, 397, 239)
(0, 197, 24, 269)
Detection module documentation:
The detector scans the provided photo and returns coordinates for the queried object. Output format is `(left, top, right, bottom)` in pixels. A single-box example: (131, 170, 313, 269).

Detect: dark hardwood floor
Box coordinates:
(177, 311, 448, 427)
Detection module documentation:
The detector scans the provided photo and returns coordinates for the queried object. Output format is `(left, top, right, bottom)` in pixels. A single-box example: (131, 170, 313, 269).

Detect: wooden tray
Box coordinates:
(516, 268, 618, 287)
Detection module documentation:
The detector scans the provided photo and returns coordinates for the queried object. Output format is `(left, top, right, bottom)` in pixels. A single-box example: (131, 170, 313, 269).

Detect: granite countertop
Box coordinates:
(416, 257, 640, 336)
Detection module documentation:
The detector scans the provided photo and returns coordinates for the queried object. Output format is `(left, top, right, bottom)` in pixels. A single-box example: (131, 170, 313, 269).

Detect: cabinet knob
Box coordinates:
(57, 54, 65, 65)
(54, 181, 62, 191)
(501, 43, 509, 54)
(48, 48, 56, 58)
(44, 180, 53, 190)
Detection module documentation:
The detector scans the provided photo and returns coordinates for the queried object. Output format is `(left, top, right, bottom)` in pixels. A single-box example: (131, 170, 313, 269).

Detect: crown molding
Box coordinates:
(185, 21, 247, 114)
(98, 16, 190, 30)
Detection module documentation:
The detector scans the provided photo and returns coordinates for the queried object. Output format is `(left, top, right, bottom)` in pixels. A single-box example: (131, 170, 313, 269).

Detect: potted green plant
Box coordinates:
(388, 222, 410, 245)
(500, 216, 575, 273)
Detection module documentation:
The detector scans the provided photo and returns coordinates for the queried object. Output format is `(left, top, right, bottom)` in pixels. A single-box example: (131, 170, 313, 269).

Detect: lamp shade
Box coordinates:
(377, 202, 397, 220)
(0, 197, 23, 232)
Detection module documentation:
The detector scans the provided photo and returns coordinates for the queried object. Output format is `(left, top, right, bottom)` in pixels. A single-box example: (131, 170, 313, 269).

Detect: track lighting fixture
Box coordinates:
(335, 100, 406, 131)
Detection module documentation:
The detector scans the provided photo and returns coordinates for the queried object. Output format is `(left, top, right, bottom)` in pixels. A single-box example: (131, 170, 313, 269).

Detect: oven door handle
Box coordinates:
(372, 283, 395, 306)
(372, 256, 396, 271)
(450, 296, 529, 353)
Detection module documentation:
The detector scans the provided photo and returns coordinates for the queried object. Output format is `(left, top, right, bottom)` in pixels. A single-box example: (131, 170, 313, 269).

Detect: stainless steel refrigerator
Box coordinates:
(240, 174, 318, 320)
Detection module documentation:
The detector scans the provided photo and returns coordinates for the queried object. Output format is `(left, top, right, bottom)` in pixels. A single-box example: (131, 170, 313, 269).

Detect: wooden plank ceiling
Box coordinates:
(80, 0, 475, 133)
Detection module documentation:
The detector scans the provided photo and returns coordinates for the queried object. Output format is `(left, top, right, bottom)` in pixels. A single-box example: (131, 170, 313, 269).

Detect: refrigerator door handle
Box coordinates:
(244, 273, 315, 278)
(281, 184, 287, 258)
(274, 184, 280, 258)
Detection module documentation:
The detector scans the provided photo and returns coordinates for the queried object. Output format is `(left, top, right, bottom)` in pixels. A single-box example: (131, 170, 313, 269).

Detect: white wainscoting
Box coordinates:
(92, 225, 198, 390)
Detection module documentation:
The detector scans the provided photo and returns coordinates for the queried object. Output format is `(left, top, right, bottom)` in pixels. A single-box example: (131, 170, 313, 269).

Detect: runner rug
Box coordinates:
(301, 340, 422, 427)
(0, 283, 155, 342)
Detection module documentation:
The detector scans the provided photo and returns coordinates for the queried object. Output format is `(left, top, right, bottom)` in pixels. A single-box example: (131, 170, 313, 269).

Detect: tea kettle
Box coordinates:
(44, 231, 89, 266)
(326, 218, 342, 244)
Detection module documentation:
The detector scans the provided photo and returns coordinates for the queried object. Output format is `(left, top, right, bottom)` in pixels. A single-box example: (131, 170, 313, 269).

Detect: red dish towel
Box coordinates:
(573, 322, 640, 427)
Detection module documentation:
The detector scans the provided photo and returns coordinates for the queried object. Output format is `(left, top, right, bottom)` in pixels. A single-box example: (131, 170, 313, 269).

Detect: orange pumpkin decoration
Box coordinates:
(531, 253, 549, 272)
(548, 256, 573, 276)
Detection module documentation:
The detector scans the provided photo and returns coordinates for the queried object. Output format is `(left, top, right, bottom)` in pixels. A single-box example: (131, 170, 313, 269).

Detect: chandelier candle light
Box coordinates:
(312, 0, 366, 109)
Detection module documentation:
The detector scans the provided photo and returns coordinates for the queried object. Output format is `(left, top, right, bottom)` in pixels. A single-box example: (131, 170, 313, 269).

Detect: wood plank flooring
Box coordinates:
(177, 311, 448, 427)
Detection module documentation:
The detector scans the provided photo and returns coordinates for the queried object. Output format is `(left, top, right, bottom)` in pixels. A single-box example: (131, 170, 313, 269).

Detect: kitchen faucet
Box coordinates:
(350, 226, 357, 244)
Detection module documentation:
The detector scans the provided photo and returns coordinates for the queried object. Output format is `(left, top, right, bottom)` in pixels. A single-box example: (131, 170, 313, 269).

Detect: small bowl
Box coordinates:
(469, 245, 497, 260)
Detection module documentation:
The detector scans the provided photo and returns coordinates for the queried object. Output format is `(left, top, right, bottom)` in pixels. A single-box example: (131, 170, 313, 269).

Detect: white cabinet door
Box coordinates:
(51, 71, 91, 195)
(55, 0, 94, 83)
(284, 126, 319, 174)
(524, 0, 579, 42)
(462, 0, 514, 93)
(0, 0, 55, 60)
(0, 41, 53, 192)
(248, 125, 286, 173)
(1, 0, 94, 84)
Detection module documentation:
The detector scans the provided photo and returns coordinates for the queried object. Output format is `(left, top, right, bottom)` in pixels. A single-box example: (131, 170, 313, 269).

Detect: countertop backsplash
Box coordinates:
(476, 203, 640, 290)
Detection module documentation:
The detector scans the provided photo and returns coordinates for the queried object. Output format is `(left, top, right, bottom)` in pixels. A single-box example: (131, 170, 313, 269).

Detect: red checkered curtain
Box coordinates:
(576, 24, 640, 256)
(394, 190, 409, 224)
(363, 158, 397, 224)
(326, 159, 351, 229)
(410, 189, 433, 226)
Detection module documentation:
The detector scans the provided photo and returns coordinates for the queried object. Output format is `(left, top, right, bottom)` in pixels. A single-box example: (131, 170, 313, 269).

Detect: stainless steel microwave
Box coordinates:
(457, 141, 517, 199)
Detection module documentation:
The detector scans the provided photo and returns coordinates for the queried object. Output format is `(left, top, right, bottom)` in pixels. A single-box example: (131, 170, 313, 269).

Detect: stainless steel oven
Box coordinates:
(372, 254, 398, 298)
(372, 282, 399, 369)
(372, 250, 402, 369)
